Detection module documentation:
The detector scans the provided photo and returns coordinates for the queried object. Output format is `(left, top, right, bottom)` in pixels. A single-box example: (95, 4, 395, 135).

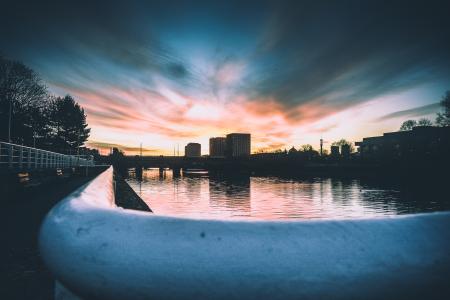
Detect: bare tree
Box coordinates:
(399, 120, 417, 131)
(299, 144, 314, 152)
(417, 118, 433, 126)
(0, 56, 48, 143)
(331, 139, 354, 153)
(436, 91, 450, 127)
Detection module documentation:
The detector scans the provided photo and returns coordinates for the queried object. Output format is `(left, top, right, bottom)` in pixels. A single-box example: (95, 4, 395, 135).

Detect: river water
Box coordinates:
(126, 168, 450, 220)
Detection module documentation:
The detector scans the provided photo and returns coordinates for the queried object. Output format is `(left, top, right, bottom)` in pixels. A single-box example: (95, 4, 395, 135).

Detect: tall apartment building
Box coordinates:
(184, 143, 201, 157)
(209, 137, 226, 158)
(226, 133, 251, 158)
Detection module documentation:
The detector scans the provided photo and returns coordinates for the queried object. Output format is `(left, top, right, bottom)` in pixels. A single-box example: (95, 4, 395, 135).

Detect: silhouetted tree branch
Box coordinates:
(436, 91, 450, 127)
(417, 118, 432, 126)
(0, 56, 91, 153)
(0, 56, 48, 143)
(331, 139, 354, 153)
(399, 120, 417, 131)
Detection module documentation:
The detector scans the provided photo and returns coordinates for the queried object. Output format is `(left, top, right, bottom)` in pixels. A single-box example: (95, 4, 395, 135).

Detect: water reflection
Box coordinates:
(126, 168, 450, 220)
(209, 173, 251, 217)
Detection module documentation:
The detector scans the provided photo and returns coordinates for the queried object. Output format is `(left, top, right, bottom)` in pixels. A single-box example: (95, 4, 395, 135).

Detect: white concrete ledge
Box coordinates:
(39, 167, 450, 299)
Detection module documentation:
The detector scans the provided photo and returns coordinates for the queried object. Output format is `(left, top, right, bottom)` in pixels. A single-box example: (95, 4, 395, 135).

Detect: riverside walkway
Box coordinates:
(2, 171, 102, 299)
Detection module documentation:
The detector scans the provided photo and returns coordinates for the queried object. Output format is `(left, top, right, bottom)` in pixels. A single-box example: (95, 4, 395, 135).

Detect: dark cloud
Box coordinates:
(243, 1, 450, 109)
(376, 102, 441, 121)
(1, 0, 449, 112)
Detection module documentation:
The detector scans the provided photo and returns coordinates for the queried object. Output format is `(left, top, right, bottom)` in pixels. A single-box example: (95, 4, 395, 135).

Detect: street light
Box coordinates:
(6, 65, 12, 143)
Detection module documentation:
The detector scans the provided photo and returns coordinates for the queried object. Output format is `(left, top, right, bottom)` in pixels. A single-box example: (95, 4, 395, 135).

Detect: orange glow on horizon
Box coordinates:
(53, 81, 440, 156)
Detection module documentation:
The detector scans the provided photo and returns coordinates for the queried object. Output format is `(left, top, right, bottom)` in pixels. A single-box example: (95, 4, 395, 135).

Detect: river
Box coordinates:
(126, 168, 450, 220)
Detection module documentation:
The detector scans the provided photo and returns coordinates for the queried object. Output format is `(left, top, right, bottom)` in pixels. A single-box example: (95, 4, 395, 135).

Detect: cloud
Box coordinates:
(86, 140, 160, 155)
(1, 0, 450, 153)
(239, 1, 450, 113)
(376, 102, 441, 121)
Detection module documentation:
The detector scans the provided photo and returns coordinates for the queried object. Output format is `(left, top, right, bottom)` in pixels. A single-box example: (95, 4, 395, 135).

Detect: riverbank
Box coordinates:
(114, 171, 152, 212)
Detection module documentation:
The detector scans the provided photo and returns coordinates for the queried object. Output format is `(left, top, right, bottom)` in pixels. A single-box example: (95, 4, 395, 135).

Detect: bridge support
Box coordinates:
(172, 167, 181, 177)
(135, 166, 143, 181)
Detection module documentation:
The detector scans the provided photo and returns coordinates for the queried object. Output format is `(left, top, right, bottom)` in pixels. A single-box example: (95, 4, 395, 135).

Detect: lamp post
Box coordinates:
(6, 65, 12, 143)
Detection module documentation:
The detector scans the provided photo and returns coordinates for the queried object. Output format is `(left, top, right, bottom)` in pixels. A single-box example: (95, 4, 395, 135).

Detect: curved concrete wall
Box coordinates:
(39, 167, 450, 299)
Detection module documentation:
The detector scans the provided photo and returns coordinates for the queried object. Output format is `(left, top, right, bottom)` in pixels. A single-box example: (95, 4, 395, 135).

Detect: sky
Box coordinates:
(1, 0, 450, 155)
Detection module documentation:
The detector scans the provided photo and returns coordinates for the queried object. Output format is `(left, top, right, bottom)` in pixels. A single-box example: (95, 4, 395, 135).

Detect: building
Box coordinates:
(341, 144, 351, 158)
(209, 137, 226, 158)
(226, 133, 251, 158)
(184, 143, 201, 157)
(355, 126, 450, 161)
(331, 145, 340, 157)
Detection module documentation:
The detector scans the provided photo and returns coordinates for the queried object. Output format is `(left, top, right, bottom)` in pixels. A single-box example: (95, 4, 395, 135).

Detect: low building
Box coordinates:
(226, 133, 251, 158)
(209, 137, 226, 158)
(355, 126, 450, 161)
(331, 145, 340, 157)
(184, 143, 201, 157)
(341, 144, 351, 158)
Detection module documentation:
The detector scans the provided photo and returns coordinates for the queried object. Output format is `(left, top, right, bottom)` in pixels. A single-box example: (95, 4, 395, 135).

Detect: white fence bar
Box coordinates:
(0, 141, 93, 170)
(38, 167, 450, 299)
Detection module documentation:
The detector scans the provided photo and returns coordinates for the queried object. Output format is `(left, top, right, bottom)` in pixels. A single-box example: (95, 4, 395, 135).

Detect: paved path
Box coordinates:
(1, 175, 96, 300)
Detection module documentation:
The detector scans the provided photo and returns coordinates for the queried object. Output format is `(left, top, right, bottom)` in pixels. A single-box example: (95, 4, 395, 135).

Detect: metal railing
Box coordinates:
(0, 141, 93, 170)
(38, 166, 450, 299)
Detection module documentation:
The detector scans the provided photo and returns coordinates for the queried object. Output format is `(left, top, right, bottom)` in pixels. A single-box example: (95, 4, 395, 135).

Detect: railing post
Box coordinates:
(19, 146, 23, 169)
(35, 150, 39, 169)
(27, 147, 32, 169)
(8, 145, 13, 168)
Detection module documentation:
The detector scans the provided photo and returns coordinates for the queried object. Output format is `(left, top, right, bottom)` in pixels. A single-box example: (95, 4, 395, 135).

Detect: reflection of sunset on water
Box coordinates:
(126, 169, 450, 220)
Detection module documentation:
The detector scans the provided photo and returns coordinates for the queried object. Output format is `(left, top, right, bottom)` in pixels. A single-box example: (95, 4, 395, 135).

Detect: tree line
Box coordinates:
(255, 138, 354, 159)
(399, 91, 450, 131)
(0, 56, 90, 154)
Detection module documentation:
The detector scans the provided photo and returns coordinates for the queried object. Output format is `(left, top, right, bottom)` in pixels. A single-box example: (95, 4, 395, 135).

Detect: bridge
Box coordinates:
(38, 166, 450, 299)
(117, 155, 205, 169)
(113, 155, 255, 175)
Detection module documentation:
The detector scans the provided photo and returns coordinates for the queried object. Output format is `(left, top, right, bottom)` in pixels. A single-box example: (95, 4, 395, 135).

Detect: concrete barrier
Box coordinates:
(39, 166, 450, 299)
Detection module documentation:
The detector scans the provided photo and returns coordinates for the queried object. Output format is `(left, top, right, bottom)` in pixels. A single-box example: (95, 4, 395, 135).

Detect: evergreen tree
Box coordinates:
(49, 95, 90, 153)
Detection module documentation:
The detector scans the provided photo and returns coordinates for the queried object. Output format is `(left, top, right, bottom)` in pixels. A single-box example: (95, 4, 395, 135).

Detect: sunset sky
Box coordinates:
(1, 0, 450, 155)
